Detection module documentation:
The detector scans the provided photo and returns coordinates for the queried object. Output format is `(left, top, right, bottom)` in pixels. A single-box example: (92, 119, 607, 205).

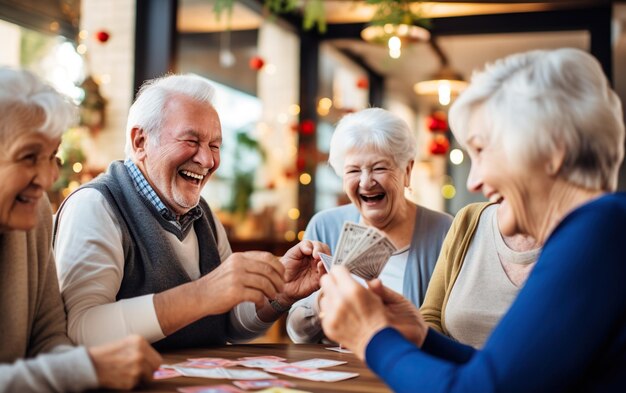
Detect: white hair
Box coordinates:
(328, 108, 417, 177)
(449, 48, 624, 191)
(0, 67, 76, 144)
(124, 74, 217, 157)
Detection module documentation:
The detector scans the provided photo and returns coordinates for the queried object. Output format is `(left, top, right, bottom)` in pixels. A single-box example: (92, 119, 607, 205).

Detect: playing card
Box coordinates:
(153, 368, 182, 380)
(239, 356, 286, 362)
(289, 358, 347, 368)
(238, 359, 288, 369)
(233, 379, 296, 390)
(177, 385, 243, 393)
(325, 346, 352, 354)
(255, 389, 311, 393)
(187, 357, 239, 367)
(222, 369, 276, 380)
(333, 222, 368, 265)
(174, 367, 227, 379)
(299, 370, 359, 382)
(176, 360, 234, 369)
(318, 253, 333, 272)
(264, 365, 317, 377)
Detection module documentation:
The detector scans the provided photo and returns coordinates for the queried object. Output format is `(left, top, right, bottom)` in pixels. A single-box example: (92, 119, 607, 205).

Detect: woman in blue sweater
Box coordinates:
(318, 48, 626, 392)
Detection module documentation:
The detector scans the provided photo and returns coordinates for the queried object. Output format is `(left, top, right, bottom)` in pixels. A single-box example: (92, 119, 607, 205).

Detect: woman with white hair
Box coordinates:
(287, 107, 453, 343)
(317, 48, 626, 392)
(0, 68, 161, 392)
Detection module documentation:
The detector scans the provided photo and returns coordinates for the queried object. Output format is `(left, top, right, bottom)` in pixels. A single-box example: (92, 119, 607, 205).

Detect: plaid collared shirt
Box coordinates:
(124, 159, 202, 232)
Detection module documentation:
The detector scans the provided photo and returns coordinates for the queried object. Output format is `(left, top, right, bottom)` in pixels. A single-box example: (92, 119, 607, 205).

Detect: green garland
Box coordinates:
(212, 0, 427, 34)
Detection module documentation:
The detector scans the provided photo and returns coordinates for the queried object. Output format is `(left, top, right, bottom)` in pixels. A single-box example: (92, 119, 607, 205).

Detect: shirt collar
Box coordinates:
(123, 159, 203, 231)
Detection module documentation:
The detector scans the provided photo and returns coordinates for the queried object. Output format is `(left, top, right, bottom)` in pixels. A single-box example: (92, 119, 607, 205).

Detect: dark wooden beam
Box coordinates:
(297, 29, 321, 232)
(134, 0, 178, 96)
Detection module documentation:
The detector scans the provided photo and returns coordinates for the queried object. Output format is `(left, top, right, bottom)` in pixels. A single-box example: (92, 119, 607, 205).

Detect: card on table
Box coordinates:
(255, 389, 311, 393)
(289, 358, 347, 368)
(173, 367, 274, 380)
(187, 358, 239, 367)
(239, 356, 286, 362)
(325, 346, 353, 354)
(264, 365, 358, 382)
(237, 359, 288, 369)
(233, 379, 296, 390)
(153, 368, 182, 380)
(177, 385, 243, 393)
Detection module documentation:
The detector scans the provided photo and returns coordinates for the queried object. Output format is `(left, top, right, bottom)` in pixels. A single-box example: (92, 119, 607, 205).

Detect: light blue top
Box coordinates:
(287, 203, 452, 343)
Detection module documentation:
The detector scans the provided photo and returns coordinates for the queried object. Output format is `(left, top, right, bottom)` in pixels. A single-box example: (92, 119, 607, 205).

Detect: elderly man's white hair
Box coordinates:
(124, 73, 217, 157)
(0, 67, 76, 144)
(328, 107, 417, 177)
(449, 48, 624, 192)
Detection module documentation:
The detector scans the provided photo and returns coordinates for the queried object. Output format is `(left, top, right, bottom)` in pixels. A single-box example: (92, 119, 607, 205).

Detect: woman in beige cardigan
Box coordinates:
(420, 202, 541, 348)
(0, 68, 161, 392)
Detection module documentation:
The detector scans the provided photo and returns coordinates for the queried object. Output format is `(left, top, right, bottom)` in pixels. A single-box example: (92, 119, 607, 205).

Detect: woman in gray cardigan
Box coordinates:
(287, 108, 452, 343)
(0, 68, 161, 392)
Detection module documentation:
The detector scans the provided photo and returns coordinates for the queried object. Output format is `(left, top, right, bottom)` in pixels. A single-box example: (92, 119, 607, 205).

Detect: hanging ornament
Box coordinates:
(356, 77, 369, 89)
(249, 56, 265, 71)
(426, 111, 448, 132)
(299, 119, 315, 135)
(219, 30, 235, 68)
(429, 134, 450, 155)
(296, 156, 306, 172)
(94, 30, 110, 44)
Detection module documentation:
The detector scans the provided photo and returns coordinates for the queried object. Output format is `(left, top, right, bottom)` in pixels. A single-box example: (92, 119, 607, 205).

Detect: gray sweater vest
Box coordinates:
(55, 161, 228, 350)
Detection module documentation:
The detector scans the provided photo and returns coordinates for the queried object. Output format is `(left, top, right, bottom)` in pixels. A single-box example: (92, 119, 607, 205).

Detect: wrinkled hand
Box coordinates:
(368, 279, 428, 347)
(88, 335, 162, 390)
(319, 266, 389, 360)
(199, 251, 285, 313)
(277, 240, 330, 305)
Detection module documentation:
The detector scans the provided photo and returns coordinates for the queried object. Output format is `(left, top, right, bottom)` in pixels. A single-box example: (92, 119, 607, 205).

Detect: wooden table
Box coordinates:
(127, 343, 391, 393)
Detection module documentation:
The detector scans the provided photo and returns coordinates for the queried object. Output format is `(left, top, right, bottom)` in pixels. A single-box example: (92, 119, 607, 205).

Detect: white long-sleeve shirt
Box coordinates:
(54, 188, 272, 346)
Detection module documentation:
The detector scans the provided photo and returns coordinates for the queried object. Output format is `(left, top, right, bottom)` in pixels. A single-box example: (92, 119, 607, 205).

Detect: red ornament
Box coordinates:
(426, 111, 448, 132)
(299, 119, 316, 135)
(429, 134, 450, 155)
(296, 157, 306, 172)
(94, 30, 110, 43)
(356, 77, 369, 89)
(285, 169, 297, 179)
(249, 56, 265, 71)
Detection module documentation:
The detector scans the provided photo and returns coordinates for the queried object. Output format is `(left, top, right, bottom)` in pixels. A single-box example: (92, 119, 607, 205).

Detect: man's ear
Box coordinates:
(130, 127, 147, 160)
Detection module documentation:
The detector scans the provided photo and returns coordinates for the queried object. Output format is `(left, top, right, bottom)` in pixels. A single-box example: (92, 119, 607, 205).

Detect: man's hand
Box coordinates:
(368, 279, 428, 347)
(276, 240, 330, 306)
(154, 251, 285, 335)
(88, 335, 162, 390)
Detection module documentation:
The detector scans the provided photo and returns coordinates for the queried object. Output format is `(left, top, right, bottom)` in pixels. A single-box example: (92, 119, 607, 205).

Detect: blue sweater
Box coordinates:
(366, 193, 626, 392)
(306, 204, 452, 306)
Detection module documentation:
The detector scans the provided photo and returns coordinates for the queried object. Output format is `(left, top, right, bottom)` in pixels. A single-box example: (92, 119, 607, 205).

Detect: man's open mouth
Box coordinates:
(179, 170, 205, 185)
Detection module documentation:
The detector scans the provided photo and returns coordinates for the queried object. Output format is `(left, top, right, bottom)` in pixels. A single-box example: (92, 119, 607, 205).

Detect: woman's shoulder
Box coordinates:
(310, 204, 359, 225)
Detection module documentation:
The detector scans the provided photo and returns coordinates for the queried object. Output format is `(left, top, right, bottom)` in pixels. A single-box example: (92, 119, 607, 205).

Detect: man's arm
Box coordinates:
(54, 189, 165, 345)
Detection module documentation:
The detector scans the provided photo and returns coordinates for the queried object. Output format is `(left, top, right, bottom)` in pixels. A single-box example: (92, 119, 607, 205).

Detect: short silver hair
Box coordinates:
(124, 73, 217, 157)
(0, 67, 76, 144)
(328, 108, 417, 177)
(449, 48, 624, 191)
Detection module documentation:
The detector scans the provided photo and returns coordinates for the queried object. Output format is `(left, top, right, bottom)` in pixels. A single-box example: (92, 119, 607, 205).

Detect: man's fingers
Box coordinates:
(242, 261, 285, 294)
(241, 251, 285, 276)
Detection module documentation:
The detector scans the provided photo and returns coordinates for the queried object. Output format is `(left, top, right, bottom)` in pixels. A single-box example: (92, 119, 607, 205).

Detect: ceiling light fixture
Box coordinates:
(414, 39, 467, 105)
(361, 23, 430, 59)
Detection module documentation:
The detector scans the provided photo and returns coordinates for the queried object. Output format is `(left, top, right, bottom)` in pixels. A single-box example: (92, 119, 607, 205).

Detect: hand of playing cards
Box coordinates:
(320, 221, 397, 281)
